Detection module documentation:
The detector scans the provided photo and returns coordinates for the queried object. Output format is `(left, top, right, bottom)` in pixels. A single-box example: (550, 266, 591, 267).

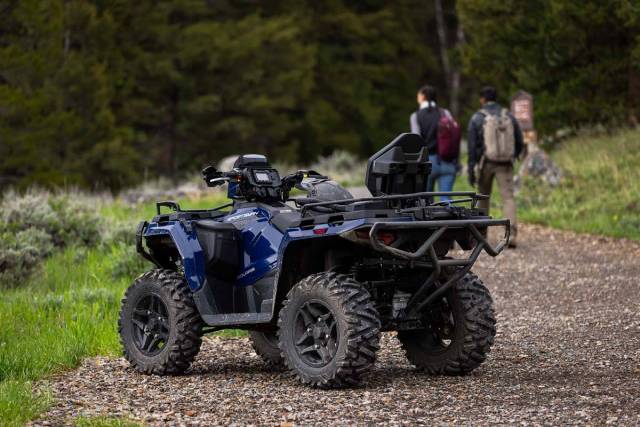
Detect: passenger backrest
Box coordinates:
(365, 133, 431, 196)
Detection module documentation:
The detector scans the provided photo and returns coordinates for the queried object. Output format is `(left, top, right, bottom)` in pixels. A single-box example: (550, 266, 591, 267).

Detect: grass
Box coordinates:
(0, 381, 51, 426)
(0, 195, 226, 426)
(518, 130, 640, 239)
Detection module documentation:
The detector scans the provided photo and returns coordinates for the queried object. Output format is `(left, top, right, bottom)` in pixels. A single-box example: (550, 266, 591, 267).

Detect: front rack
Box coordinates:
(298, 191, 489, 217)
(367, 217, 510, 316)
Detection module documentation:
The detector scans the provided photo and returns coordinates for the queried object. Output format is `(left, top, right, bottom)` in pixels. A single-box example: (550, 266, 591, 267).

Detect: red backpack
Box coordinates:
(437, 108, 461, 161)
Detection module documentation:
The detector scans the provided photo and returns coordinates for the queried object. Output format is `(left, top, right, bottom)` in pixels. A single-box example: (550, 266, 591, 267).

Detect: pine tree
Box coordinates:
(458, 0, 640, 133)
(0, 0, 138, 190)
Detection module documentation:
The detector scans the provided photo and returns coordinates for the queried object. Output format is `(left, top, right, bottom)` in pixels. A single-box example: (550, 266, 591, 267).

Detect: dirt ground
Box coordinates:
(32, 224, 640, 426)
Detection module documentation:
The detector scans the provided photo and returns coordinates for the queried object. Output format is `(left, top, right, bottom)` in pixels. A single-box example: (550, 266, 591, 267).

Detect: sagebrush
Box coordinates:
(0, 190, 135, 288)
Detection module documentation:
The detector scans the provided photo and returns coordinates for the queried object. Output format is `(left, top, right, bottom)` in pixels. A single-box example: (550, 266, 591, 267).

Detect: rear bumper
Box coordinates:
(368, 218, 510, 266)
(368, 218, 510, 316)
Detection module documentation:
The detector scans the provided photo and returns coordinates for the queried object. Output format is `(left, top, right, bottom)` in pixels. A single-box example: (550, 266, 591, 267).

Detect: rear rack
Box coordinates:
(368, 217, 510, 317)
(298, 191, 489, 217)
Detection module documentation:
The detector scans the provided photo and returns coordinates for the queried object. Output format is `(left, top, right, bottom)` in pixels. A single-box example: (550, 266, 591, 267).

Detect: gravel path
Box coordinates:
(32, 224, 640, 426)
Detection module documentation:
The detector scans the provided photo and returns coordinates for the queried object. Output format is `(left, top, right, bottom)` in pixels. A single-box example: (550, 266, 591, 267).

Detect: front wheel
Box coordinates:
(398, 272, 496, 375)
(277, 273, 380, 388)
(118, 269, 204, 375)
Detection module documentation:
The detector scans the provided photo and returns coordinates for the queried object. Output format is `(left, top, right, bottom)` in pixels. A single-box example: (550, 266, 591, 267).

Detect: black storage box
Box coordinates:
(194, 220, 241, 281)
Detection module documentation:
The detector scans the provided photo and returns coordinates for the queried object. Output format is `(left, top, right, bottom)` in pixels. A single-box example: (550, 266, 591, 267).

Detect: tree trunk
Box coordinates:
(449, 17, 465, 118)
(434, 0, 450, 85)
(628, 54, 640, 127)
(434, 0, 465, 117)
(160, 91, 179, 182)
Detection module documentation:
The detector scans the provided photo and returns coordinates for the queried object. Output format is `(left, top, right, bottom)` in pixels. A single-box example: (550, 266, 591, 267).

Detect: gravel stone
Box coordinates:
(31, 224, 640, 425)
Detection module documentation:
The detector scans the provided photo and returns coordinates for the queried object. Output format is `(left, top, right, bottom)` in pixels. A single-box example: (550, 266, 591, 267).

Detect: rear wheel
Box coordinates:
(249, 330, 283, 368)
(119, 269, 204, 375)
(277, 272, 380, 388)
(398, 272, 496, 375)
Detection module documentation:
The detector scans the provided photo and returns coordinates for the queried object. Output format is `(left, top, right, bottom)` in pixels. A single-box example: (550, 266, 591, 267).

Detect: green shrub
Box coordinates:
(0, 229, 54, 288)
(2, 191, 57, 232)
(0, 190, 104, 288)
(48, 193, 102, 247)
(1, 190, 103, 247)
(102, 221, 145, 280)
(108, 243, 147, 280)
(310, 150, 366, 187)
(102, 220, 137, 246)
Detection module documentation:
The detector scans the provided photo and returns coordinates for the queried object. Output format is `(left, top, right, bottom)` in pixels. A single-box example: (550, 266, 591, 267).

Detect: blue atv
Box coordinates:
(119, 133, 509, 388)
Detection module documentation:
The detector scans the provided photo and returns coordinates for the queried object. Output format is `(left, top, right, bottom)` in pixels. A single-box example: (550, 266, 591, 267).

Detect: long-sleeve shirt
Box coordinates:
(467, 101, 524, 172)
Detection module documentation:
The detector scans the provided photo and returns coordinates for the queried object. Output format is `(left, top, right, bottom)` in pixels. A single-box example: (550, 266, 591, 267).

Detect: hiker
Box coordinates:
(410, 85, 461, 201)
(467, 86, 523, 247)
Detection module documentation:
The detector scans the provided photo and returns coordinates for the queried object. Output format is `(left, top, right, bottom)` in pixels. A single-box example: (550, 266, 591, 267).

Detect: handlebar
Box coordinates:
(201, 163, 328, 202)
(282, 170, 327, 186)
(202, 166, 242, 188)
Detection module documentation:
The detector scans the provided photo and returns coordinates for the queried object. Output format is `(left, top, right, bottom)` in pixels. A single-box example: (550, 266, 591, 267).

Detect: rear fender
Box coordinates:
(270, 218, 408, 302)
(271, 231, 365, 319)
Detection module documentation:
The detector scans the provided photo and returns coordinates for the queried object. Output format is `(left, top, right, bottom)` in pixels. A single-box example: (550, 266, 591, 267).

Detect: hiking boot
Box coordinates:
(508, 226, 518, 248)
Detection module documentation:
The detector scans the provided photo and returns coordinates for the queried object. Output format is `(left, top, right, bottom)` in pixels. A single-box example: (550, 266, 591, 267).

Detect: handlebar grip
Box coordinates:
(207, 177, 230, 187)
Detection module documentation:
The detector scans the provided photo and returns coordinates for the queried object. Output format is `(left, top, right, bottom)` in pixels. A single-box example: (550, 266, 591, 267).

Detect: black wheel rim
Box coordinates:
(293, 300, 339, 367)
(131, 294, 170, 356)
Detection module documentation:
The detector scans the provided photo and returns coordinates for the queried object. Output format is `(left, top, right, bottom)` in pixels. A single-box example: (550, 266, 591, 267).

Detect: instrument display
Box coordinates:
(254, 171, 271, 183)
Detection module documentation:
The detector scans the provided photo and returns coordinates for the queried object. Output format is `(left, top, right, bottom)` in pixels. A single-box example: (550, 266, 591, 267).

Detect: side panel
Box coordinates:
(224, 207, 283, 286)
(191, 205, 286, 325)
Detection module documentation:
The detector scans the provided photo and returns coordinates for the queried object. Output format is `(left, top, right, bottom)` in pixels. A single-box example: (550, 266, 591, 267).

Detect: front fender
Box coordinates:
(144, 221, 206, 291)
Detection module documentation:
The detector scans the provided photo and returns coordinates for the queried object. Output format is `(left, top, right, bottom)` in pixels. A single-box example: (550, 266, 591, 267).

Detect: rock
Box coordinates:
(517, 144, 563, 189)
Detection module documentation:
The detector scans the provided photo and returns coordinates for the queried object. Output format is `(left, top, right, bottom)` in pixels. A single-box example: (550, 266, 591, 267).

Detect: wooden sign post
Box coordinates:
(510, 90, 537, 150)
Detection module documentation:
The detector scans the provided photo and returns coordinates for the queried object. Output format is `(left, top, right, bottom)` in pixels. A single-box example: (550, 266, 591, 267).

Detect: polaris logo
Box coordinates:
(226, 212, 258, 222)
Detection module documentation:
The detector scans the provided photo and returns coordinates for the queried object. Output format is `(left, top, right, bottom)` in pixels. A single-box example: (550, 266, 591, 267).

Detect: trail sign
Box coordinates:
(511, 90, 534, 131)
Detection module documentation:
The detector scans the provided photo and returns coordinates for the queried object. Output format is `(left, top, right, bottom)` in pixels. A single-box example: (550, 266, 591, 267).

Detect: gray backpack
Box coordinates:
(481, 108, 515, 162)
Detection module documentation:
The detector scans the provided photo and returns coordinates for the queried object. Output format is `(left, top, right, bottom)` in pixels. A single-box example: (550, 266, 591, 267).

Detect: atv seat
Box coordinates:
(270, 210, 302, 233)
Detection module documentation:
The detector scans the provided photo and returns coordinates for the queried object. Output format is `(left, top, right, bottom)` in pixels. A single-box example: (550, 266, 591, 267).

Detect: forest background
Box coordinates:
(2, 0, 640, 191)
